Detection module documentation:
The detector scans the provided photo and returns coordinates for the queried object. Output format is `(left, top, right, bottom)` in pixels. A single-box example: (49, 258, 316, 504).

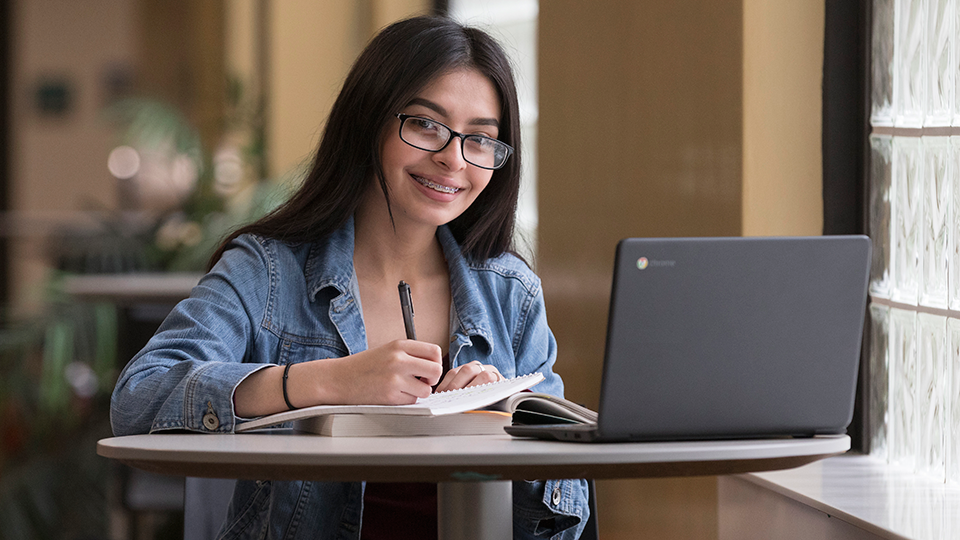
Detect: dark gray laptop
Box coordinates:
(506, 235, 871, 442)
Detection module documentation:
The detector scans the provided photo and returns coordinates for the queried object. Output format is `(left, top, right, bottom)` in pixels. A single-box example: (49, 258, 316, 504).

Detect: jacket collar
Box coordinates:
(303, 215, 493, 349)
(304, 215, 358, 303)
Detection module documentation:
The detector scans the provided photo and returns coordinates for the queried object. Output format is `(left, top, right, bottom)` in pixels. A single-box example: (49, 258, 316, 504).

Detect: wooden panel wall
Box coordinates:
(267, 0, 431, 178)
(138, 0, 225, 153)
(539, 0, 825, 538)
(538, 2, 743, 538)
(742, 0, 824, 237)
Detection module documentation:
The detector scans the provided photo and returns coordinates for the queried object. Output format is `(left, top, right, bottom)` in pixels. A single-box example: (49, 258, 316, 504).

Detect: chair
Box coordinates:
(183, 477, 236, 540)
(116, 466, 184, 539)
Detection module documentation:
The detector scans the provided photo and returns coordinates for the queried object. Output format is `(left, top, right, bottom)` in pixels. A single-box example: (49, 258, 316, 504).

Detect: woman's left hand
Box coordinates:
(434, 361, 503, 393)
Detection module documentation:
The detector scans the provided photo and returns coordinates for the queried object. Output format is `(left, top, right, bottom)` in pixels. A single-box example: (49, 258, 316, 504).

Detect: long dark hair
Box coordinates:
(209, 16, 522, 268)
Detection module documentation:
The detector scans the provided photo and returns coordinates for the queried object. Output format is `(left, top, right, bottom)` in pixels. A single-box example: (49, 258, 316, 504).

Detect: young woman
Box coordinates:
(110, 16, 589, 540)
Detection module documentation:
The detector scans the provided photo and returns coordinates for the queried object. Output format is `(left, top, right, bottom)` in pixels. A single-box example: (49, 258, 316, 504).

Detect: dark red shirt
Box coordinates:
(362, 482, 437, 539)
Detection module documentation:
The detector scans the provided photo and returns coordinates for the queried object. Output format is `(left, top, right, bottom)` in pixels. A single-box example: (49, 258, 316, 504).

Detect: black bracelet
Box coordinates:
(282, 362, 296, 410)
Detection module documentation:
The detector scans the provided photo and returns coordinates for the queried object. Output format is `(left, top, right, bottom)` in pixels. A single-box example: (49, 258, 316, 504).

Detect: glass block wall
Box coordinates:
(868, 0, 960, 482)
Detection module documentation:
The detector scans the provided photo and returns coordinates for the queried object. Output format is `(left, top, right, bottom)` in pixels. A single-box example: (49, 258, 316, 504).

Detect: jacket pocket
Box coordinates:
(277, 336, 348, 365)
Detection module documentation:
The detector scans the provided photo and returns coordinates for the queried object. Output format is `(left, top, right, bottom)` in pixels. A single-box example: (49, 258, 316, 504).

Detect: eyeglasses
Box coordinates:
(395, 113, 514, 170)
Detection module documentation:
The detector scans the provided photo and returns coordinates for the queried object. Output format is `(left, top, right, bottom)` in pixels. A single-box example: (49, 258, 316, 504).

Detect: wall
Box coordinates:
(742, 0, 824, 237)
(137, 0, 225, 152)
(267, 0, 357, 178)
(267, 0, 431, 178)
(7, 0, 431, 311)
(538, 1, 824, 538)
(9, 0, 137, 310)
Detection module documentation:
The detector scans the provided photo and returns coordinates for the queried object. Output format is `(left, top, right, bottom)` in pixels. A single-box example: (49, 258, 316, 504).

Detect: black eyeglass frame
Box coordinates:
(394, 113, 514, 170)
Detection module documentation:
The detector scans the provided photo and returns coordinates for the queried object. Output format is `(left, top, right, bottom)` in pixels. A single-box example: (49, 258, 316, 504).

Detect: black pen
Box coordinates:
(398, 280, 417, 340)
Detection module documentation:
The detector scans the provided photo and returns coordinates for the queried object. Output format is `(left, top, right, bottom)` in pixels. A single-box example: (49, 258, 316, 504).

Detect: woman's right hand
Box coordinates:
(305, 339, 443, 406)
(234, 340, 442, 417)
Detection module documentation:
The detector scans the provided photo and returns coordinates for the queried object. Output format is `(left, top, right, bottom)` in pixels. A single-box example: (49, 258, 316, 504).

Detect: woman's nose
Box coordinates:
(433, 136, 467, 171)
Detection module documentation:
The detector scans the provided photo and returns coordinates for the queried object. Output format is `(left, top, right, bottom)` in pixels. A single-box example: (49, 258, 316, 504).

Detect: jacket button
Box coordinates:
(203, 402, 220, 430)
(203, 412, 219, 430)
(551, 486, 562, 506)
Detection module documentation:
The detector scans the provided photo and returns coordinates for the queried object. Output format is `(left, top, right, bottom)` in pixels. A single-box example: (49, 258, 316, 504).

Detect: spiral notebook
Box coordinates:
(236, 372, 545, 433)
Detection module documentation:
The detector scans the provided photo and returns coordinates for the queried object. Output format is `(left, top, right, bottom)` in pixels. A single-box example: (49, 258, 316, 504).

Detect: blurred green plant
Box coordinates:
(0, 78, 295, 539)
(0, 280, 117, 540)
(51, 80, 292, 275)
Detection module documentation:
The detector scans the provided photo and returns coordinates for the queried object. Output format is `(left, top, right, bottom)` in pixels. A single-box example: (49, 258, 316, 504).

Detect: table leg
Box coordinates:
(437, 481, 512, 540)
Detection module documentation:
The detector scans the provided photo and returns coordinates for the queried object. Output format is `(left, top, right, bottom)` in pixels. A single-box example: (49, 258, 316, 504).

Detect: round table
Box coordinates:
(98, 432, 849, 539)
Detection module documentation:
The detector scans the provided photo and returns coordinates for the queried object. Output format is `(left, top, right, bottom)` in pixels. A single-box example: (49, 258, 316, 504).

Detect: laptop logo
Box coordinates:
(637, 257, 676, 269)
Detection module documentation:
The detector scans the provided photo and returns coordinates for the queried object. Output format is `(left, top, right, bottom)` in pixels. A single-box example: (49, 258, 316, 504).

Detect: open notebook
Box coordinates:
(235, 372, 545, 433)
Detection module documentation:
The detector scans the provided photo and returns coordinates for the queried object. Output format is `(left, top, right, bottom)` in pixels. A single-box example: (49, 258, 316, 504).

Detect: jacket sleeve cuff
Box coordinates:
(149, 362, 273, 433)
(512, 478, 590, 539)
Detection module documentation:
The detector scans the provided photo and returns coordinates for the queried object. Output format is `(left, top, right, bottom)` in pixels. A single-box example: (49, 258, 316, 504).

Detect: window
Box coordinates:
(447, 0, 539, 260)
(867, 0, 960, 482)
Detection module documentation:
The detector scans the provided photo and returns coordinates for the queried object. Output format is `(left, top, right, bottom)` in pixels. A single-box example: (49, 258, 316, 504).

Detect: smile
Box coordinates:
(412, 174, 461, 194)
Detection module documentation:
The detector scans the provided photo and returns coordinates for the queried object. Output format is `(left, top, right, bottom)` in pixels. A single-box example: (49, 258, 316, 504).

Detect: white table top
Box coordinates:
(98, 432, 850, 482)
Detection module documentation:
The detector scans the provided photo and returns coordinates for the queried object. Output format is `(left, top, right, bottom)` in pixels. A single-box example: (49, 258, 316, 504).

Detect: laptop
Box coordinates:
(505, 235, 871, 442)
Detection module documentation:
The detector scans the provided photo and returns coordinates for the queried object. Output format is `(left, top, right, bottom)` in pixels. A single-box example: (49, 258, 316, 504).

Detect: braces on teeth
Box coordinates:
(415, 175, 460, 194)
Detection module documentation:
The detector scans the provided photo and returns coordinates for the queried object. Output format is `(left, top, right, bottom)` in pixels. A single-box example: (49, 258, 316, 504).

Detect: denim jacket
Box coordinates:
(110, 216, 589, 539)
